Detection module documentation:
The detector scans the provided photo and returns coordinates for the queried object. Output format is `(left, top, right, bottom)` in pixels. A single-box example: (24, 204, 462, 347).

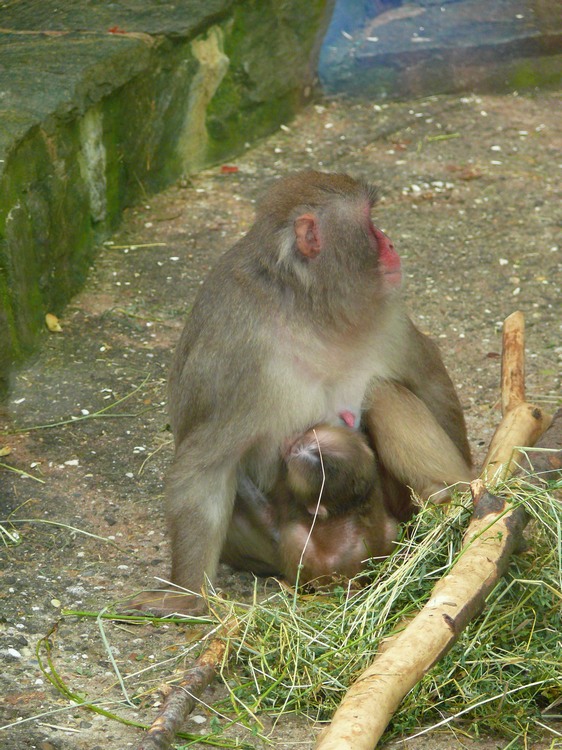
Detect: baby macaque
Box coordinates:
(222, 424, 398, 587)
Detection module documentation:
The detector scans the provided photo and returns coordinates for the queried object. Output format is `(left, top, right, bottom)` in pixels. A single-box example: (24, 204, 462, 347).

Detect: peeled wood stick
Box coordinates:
(314, 312, 552, 750)
(483, 313, 552, 484)
(138, 615, 237, 750)
(314, 483, 530, 750)
(501, 310, 526, 415)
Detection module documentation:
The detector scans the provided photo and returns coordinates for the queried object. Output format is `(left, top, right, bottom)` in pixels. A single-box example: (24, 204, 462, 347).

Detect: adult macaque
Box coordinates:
(222, 424, 398, 586)
(132, 170, 472, 615)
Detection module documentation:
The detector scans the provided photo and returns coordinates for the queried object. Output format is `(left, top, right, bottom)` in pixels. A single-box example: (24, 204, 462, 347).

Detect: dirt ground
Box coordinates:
(1, 91, 561, 750)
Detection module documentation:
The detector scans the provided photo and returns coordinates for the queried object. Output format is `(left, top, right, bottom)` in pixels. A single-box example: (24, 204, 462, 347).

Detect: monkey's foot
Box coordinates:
(123, 590, 208, 617)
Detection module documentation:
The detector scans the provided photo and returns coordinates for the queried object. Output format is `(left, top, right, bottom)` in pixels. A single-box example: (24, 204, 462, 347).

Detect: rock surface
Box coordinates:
(0, 0, 332, 393)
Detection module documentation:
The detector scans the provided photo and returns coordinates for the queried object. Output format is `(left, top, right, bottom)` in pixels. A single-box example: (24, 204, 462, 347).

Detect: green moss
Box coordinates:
(0, 118, 95, 378)
(0, 269, 17, 396)
(508, 55, 562, 91)
(204, 0, 328, 162)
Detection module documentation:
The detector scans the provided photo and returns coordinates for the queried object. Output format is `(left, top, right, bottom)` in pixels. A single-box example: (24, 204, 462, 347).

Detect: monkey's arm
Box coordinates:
(221, 476, 282, 576)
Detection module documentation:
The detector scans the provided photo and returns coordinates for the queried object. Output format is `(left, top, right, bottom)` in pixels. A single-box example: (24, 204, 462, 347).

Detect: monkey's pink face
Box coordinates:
(370, 223, 402, 288)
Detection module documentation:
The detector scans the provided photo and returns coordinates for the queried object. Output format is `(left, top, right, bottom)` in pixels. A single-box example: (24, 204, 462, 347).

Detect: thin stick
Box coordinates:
(294, 427, 326, 601)
(137, 615, 237, 750)
(4, 373, 152, 435)
(314, 312, 553, 750)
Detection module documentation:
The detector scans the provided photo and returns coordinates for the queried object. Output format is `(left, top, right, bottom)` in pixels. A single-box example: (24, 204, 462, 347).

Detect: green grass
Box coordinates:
(34, 473, 561, 748)
(214, 476, 561, 744)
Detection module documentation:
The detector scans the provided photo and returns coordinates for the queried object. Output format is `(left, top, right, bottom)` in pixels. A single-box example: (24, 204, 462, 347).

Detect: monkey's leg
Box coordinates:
(129, 450, 237, 616)
(365, 382, 473, 502)
(170, 452, 238, 601)
(403, 323, 472, 465)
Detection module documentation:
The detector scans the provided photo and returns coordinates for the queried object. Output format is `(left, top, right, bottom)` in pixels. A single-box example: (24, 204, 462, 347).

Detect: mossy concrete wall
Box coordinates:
(0, 0, 333, 394)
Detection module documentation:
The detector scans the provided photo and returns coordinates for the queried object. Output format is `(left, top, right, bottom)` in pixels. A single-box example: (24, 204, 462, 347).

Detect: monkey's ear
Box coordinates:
(294, 214, 321, 259)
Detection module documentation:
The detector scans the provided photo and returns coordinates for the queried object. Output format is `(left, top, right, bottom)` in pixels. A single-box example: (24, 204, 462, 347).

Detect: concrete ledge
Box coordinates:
(320, 0, 562, 98)
(0, 0, 332, 393)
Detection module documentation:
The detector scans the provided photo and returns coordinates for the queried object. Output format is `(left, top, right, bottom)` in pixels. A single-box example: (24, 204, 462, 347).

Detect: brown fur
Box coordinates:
(130, 171, 471, 615)
(223, 425, 397, 587)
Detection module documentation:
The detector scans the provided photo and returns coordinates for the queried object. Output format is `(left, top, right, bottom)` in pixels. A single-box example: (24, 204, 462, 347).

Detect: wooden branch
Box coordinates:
(501, 310, 526, 415)
(314, 312, 553, 750)
(137, 616, 237, 750)
(483, 312, 551, 484)
(315, 483, 529, 750)
(482, 402, 552, 484)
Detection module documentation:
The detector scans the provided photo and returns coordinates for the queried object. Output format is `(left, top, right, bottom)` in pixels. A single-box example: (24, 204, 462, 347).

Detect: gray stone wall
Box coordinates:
(0, 0, 334, 393)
